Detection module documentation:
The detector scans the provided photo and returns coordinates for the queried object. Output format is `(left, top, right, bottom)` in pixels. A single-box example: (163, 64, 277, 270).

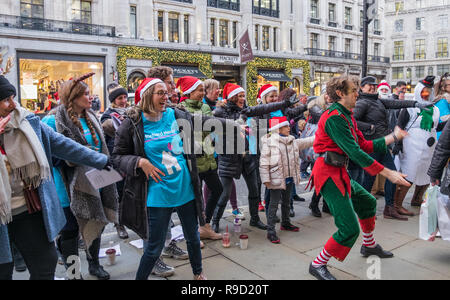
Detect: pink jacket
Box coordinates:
(259, 133, 315, 190)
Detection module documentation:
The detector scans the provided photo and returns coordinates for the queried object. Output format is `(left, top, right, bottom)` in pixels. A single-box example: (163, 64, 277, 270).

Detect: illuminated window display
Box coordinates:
(18, 53, 105, 113)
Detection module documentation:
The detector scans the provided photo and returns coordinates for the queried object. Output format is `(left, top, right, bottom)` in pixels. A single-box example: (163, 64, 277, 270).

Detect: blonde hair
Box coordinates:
(204, 79, 219, 93)
(139, 84, 159, 115)
(59, 79, 99, 146)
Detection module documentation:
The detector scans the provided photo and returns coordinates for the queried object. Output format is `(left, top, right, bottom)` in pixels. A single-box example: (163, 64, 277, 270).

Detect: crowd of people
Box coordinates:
(0, 65, 448, 281)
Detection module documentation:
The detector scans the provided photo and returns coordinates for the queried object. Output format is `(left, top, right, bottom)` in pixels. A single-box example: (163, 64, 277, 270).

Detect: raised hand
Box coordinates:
(0, 115, 11, 134)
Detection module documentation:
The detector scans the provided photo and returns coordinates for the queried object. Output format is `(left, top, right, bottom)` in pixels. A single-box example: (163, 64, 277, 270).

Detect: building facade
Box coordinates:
(0, 0, 390, 111)
(385, 0, 450, 88)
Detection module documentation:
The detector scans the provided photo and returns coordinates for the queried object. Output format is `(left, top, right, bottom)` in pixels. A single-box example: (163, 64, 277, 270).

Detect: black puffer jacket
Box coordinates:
(112, 106, 237, 239)
(428, 121, 450, 195)
(213, 100, 294, 178)
(353, 93, 418, 140)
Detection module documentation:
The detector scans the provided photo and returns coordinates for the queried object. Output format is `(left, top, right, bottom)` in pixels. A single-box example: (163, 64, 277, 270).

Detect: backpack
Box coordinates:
(300, 122, 318, 162)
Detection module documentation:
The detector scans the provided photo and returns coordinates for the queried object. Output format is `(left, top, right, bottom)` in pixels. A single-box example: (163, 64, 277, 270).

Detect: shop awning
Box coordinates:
(258, 70, 291, 82)
(163, 65, 207, 79)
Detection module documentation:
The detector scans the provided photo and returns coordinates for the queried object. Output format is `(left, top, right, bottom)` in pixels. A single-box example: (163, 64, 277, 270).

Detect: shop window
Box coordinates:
(158, 11, 164, 42)
(18, 56, 104, 113)
(20, 0, 44, 30)
(127, 71, 146, 94)
(219, 20, 229, 47)
(130, 6, 137, 38)
(20, 0, 44, 19)
(169, 13, 179, 43)
(184, 15, 190, 44)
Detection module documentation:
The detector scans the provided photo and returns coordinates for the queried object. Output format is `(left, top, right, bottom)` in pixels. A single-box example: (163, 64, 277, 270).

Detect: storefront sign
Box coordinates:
(239, 30, 254, 64)
(258, 70, 291, 82)
(212, 55, 240, 65)
(164, 65, 207, 79)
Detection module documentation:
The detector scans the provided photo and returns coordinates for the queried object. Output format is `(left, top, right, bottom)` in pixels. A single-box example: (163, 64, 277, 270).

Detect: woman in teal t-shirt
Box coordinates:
(435, 74, 450, 139)
(50, 74, 117, 281)
(113, 78, 206, 280)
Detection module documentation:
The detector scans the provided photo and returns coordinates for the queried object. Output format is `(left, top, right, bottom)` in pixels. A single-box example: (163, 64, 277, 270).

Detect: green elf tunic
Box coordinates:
(310, 102, 387, 261)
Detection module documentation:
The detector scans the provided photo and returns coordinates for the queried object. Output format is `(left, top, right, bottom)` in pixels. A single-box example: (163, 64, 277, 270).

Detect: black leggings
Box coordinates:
(0, 211, 58, 280)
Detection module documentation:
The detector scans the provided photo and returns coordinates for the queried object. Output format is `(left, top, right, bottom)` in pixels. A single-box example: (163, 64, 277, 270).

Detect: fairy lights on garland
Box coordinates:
(117, 46, 212, 88)
(246, 57, 311, 106)
(117, 46, 310, 107)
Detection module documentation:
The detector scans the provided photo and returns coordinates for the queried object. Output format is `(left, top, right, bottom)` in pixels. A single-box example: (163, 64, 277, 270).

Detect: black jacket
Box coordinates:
(353, 93, 418, 140)
(213, 100, 297, 178)
(428, 121, 450, 195)
(112, 106, 216, 239)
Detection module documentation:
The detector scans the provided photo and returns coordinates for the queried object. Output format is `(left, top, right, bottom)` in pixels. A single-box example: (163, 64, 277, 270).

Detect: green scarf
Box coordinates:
(418, 107, 434, 132)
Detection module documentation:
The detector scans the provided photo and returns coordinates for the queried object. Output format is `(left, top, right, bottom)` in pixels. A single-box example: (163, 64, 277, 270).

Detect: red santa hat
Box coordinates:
(257, 84, 278, 104)
(269, 116, 290, 132)
(134, 78, 164, 105)
(377, 81, 391, 93)
(176, 76, 203, 96)
(223, 83, 245, 100)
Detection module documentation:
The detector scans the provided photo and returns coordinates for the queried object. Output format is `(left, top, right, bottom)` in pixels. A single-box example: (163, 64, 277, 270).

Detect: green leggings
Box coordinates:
(320, 178, 377, 259)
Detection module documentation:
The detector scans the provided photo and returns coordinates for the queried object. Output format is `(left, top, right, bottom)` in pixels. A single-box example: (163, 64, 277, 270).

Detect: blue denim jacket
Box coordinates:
(0, 114, 107, 264)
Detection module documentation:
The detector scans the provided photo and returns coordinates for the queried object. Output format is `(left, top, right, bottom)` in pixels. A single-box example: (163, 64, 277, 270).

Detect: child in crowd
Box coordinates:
(259, 116, 315, 243)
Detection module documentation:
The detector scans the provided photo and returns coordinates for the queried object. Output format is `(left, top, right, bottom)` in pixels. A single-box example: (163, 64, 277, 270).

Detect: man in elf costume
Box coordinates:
(308, 75, 411, 280)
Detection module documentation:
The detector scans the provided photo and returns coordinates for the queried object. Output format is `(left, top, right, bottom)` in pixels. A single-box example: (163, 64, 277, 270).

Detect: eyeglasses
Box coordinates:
(152, 91, 170, 97)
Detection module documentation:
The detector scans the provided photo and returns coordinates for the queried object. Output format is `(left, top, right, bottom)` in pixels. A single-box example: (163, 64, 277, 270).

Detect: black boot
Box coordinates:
(309, 263, 337, 280)
(211, 205, 227, 233)
(12, 244, 27, 273)
(57, 235, 83, 280)
(86, 238, 110, 280)
(360, 244, 393, 258)
(249, 197, 267, 230)
(309, 193, 322, 218)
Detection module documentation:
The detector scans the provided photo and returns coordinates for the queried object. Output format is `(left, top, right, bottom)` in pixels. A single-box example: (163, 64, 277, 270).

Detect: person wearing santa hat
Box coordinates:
(353, 76, 433, 220)
(178, 76, 224, 241)
(211, 83, 300, 233)
(259, 116, 315, 244)
(112, 77, 207, 280)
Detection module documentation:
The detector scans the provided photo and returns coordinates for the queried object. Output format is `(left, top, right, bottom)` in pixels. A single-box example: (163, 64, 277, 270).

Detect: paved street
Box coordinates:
(13, 179, 450, 280)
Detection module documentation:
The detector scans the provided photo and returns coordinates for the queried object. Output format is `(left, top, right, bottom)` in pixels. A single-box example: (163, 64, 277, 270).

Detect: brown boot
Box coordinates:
(199, 224, 222, 240)
(411, 184, 429, 207)
(394, 185, 414, 216)
(384, 205, 408, 221)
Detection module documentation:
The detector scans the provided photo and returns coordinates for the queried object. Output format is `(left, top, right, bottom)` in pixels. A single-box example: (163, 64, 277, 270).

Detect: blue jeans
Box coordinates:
(348, 166, 364, 185)
(135, 200, 202, 280)
(362, 151, 396, 207)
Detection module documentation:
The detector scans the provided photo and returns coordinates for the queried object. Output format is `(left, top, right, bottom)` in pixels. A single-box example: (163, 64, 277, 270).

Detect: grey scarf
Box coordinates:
(54, 105, 118, 248)
(0, 107, 50, 224)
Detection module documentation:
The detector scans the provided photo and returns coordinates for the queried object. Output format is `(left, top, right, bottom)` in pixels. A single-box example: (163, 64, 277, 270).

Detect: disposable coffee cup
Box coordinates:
(106, 248, 116, 265)
(239, 235, 248, 250)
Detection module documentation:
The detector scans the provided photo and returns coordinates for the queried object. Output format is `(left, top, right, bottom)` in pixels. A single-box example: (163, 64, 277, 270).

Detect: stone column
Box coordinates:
(164, 11, 169, 42)
(179, 13, 185, 44)
(138, 0, 154, 40)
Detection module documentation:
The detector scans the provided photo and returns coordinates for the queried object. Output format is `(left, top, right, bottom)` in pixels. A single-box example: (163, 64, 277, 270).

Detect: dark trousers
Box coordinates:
(0, 211, 58, 280)
(348, 167, 365, 184)
(136, 200, 202, 280)
(362, 151, 396, 207)
(267, 183, 294, 234)
(199, 168, 223, 224)
(213, 168, 261, 223)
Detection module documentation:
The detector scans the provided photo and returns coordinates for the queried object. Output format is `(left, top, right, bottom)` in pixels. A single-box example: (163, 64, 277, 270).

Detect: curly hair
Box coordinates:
(147, 66, 173, 81)
(326, 75, 355, 103)
(58, 74, 99, 146)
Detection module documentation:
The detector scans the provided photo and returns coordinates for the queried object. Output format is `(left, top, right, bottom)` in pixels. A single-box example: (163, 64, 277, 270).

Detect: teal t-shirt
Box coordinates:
(142, 109, 195, 208)
(41, 115, 71, 208)
(79, 118, 102, 153)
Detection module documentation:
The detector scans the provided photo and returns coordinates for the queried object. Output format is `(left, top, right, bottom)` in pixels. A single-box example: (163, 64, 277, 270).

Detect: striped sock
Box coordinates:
(312, 248, 332, 268)
(362, 231, 376, 248)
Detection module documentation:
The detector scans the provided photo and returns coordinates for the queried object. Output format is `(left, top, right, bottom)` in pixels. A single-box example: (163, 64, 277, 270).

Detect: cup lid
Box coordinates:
(105, 249, 116, 254)
(239, 234, 248, 239)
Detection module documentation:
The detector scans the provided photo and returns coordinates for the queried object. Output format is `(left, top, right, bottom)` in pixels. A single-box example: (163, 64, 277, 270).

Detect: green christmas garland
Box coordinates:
(117, 46, 310, 106)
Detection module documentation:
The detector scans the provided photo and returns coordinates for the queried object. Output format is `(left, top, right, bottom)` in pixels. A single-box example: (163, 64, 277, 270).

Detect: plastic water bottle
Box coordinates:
(233, 218, 242, 233)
